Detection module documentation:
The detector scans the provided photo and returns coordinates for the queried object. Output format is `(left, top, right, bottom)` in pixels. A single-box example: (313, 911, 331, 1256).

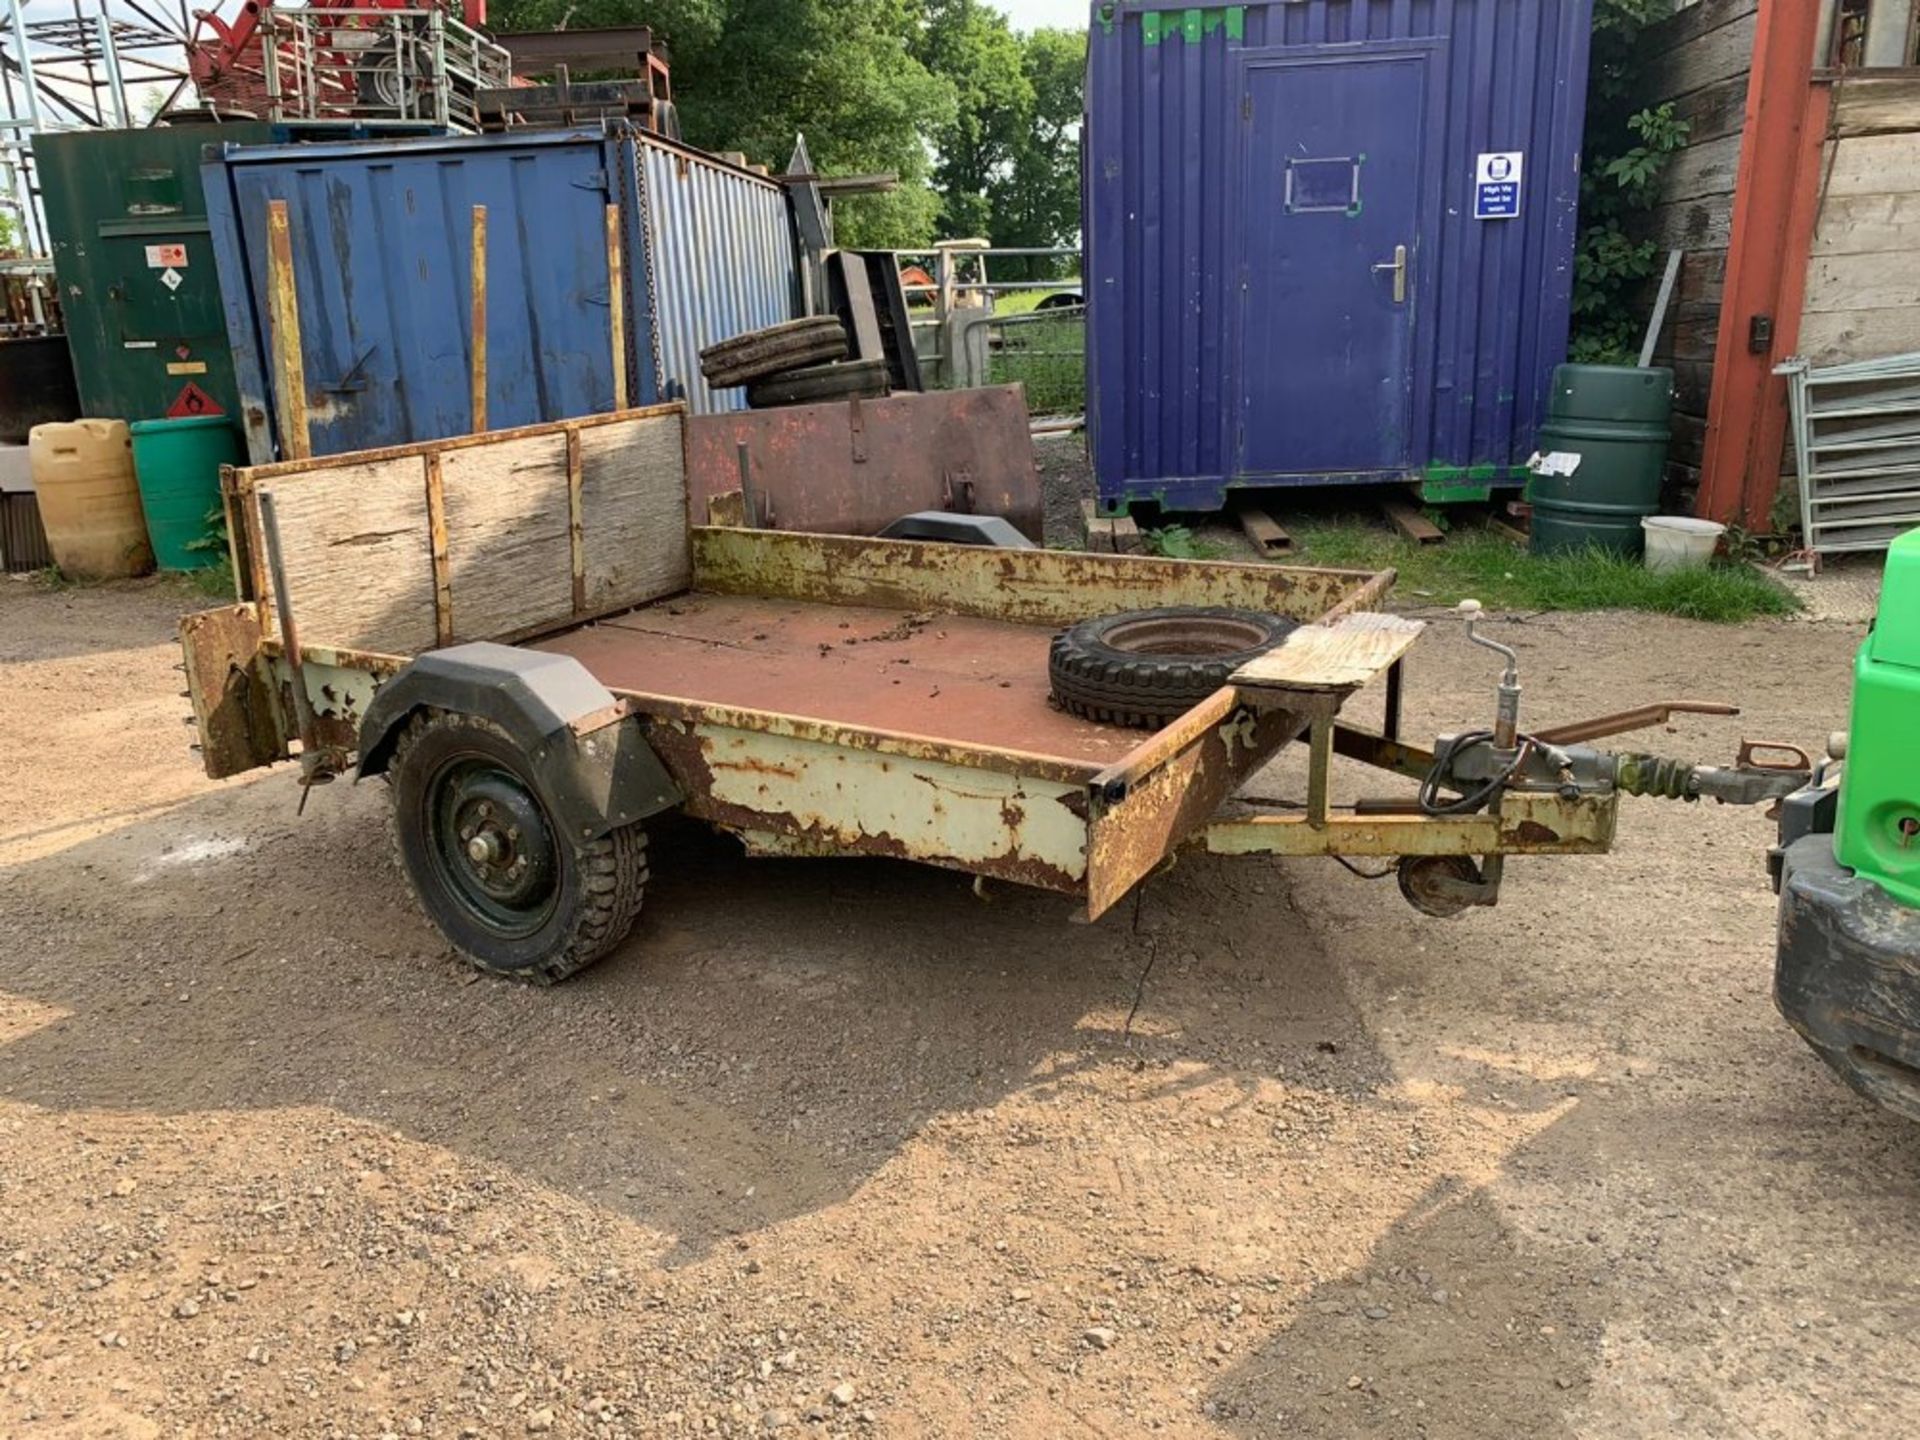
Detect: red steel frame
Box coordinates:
(1696, 0, 1830, 531)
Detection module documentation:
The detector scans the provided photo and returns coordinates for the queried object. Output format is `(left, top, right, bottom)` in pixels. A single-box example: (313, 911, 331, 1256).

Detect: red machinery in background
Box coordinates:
(188, 0, 501, 125)
(188, 2, 677, 136)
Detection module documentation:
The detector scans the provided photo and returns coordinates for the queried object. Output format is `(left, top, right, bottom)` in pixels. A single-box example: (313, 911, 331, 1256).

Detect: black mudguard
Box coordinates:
(355, 642, 681, 841)
(1776, 835, 1920, 1123)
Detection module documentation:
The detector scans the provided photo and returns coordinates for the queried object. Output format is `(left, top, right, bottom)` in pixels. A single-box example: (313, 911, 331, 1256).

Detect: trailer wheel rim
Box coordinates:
(1098, 613, 1274, 658)
(425, 757, 560, 939)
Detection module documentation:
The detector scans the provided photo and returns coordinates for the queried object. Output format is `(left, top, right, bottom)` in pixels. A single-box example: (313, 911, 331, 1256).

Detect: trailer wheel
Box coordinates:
(1048, 606, 1299, 729)
(1396, 855, 1485, 918)
(386, 711, 648, 983)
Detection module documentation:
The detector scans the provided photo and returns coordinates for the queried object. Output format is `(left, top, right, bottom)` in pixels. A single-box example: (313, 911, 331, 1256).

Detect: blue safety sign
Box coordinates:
(1474, 151, 1524, 221)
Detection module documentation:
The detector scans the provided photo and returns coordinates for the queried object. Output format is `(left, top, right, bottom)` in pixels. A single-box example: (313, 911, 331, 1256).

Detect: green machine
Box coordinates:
(36, 121, 275, 428)
(1773, 528, 1920, 1120)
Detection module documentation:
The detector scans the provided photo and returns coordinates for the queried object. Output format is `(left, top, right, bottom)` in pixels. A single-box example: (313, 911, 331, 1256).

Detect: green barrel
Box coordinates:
(128, 416, 242, 571)
(1528, 364, 1674, 557)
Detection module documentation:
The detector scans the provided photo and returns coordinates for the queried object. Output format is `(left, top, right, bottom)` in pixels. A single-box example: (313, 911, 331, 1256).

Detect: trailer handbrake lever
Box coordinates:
(1458, 599, 1522, 750)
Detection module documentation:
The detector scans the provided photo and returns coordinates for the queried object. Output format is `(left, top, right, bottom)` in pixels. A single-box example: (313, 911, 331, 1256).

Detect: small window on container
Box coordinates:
(1285, 156, 1360, 215)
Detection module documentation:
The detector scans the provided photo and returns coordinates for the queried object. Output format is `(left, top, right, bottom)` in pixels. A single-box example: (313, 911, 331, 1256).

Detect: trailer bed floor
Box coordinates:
(534, 593, 1147, 769)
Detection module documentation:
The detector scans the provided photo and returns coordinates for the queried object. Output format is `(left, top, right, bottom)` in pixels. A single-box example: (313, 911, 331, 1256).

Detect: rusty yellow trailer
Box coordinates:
(180, 403, 1804, 982)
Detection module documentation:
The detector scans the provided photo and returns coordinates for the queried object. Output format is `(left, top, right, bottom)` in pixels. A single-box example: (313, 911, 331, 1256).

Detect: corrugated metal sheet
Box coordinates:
(205, 128, 799, 463)
(634, 134, 799, 414)
(1086, 0, 1594, 509)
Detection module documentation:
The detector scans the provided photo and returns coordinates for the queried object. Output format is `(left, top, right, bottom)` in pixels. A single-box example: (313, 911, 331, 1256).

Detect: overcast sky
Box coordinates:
(992, 0, 1090, 33)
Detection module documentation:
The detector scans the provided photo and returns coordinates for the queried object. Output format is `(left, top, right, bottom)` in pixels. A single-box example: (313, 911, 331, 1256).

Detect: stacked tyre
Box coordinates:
(699, 317, 891, 408)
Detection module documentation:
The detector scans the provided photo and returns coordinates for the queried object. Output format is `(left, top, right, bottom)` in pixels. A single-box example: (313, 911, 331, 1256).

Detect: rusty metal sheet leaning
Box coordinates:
(684, 387, 1046, 540)
(179, 604, 286, 779)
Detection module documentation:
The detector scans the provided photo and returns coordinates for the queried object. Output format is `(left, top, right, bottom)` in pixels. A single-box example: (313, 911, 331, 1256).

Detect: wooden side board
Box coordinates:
(236, 405, 690, 656)
(1232, 612, 1426, 700)
(1801, 132, 1920, 365)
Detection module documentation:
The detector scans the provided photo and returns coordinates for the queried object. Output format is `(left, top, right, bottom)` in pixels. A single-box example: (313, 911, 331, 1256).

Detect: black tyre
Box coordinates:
(700, 317, 849, 387)
(653, 97, 683, 142)
(1048, 606, 1300, 729)
(746, 358, 891, 409)
(356, 44, 407, 110)
(387, 711, 648, 983)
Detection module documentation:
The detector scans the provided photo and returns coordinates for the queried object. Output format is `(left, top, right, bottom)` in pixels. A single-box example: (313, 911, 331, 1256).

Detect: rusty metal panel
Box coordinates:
(646, 716, 1092, 894)
(1083, 704, 1306, 919)
(636, 133, 799, 415)
(689, 527, 1386, 627)
(180, 604, 288, 779)
(684, 387, 1045, 539)
(536, 593, 1141, 773)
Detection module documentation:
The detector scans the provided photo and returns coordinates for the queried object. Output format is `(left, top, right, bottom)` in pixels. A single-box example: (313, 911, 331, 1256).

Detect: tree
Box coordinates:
(678, 0, 951, 246)
(1570, 0, 1681, 362)
(915, 0, 1031, 239)
(912, 4, 1084, 257)
(489, 0, 953, 246)
(986, 27, 1084, 262)
(485, 0, 1087, 249)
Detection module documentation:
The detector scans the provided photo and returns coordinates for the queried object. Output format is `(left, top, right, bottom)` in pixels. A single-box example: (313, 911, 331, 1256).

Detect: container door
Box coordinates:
(1237, 51, 1434, 477)
(222, 133, 632, 460)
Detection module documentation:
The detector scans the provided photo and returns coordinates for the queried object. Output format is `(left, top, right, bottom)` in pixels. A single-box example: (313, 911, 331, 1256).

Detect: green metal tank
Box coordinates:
(1527, 364, 1675, 557)
(36, 120, 276, 429)
(129, 415, 242, 571)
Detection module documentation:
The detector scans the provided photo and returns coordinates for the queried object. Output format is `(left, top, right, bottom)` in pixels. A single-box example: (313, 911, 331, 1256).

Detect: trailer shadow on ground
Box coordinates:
(2, 768, 1416, 1267)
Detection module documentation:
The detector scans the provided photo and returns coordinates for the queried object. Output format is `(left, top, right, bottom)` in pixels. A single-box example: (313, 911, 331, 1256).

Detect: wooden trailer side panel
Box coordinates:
(229, 405, 692, 656)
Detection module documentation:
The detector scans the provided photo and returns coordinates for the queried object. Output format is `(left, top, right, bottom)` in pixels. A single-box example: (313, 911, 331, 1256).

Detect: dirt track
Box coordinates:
(3, 574, 1917, 1439)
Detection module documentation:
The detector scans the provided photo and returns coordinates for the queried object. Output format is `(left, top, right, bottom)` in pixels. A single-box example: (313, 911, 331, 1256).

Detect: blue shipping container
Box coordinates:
(1085, 0, 1595, 510)
(205, 127, 798, 464)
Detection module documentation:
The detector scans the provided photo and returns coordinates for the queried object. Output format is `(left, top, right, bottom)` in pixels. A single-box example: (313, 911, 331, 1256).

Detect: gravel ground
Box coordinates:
(1, 561, 1916, 1440)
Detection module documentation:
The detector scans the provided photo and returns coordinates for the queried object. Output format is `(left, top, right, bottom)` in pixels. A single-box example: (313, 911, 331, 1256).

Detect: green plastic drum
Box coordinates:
(1528, 364, 1674, 557)
(128, 415, 242, 571)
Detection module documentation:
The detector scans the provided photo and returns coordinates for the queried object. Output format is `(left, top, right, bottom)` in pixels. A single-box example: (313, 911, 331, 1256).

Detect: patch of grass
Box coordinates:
(1291, 519, 1800, 624)
(1141, 523, 1229, 561)
(179, 560, 238, 600)
(178, 504, 237, 599)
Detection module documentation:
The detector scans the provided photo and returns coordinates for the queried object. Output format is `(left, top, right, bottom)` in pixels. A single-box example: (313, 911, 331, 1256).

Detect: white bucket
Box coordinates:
(1642, 515, 1724, 573)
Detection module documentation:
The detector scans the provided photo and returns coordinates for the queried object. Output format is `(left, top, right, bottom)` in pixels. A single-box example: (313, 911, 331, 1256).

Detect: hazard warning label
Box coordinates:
(166, 382, 223, 418)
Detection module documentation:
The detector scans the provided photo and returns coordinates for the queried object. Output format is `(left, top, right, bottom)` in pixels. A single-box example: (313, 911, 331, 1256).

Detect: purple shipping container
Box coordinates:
(1085, 0, 1595, 510)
